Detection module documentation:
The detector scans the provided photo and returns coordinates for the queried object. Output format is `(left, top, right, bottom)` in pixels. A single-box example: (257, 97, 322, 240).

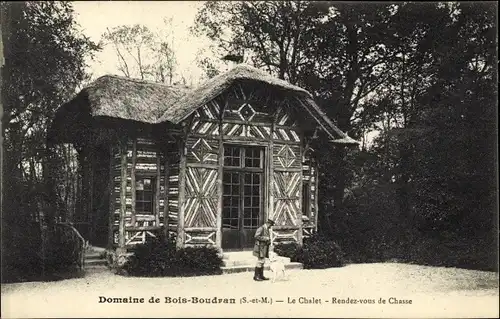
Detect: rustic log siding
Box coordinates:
(109, 136, 176, 247)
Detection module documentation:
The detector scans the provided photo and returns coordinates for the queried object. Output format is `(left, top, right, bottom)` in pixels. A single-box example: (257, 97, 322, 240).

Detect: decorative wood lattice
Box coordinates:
(303, 227, 314, 238)
(270, 228, 298, 244)
(185, 230, 216, 245)
(184, 167, 218, 228)
(194, 100, 221, 120)
(125, 230, 157, 245)
(189, 138, 218, 164)
(272, 171, 300, 226)
(277, 144, 297, 168)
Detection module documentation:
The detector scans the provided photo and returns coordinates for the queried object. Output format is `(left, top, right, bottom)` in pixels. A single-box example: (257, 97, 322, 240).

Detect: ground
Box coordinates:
(2, 263, 499, 318)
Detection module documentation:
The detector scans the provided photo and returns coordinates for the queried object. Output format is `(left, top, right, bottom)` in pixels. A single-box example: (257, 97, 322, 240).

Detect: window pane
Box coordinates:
(252, 186, 260, 195)
(245, 158, 253, 168)
(224, 146, 241, 167)
(244, 173, 252, 184)
(232, 185, 240, 195)
(135, 177, 155, 214)
(231, 172, 239, 183)
(303, 183, 311, 216)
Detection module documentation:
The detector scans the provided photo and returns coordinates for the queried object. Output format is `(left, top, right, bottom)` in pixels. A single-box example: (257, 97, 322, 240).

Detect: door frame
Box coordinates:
(220, 142, 268, 251)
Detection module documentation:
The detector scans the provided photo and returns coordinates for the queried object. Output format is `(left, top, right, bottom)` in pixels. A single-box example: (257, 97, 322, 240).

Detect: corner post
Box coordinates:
(176, 139, 187, 249)
(118, 137, 128, 254)
(215, 100, 226, 251)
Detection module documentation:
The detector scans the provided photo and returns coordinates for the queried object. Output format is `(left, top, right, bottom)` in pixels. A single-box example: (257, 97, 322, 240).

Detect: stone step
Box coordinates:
(222, 262, 303, 274)
(223, 256, 291, 267)
(85, 252, 105, 260)
(84, 265, 110, 273)
(85, 258, 107, 266)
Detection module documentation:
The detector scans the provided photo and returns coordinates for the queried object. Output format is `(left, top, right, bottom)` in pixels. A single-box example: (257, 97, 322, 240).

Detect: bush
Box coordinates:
(2, 222, 43, 283)
(274, 234, 344, 269)
(273, 242, 301, 261)
(2, 222, 84, 283)
(123, 236, 224, 277)
(44, 224, 84, 273)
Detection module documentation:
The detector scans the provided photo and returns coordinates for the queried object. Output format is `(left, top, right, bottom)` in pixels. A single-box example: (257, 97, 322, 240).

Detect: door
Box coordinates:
(222, 145, 264, 250)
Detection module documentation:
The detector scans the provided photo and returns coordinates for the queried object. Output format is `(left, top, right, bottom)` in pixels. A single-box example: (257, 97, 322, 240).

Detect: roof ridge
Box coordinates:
(92, 74, 191, 89)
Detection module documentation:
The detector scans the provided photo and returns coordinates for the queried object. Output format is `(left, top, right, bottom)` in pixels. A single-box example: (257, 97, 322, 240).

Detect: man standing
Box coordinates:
(253, 218, 275, 281)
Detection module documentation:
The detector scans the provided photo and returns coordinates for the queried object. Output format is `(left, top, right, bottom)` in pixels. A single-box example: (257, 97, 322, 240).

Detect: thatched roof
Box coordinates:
(50, 64, 358, 145)
(75, 75, 190, 123)
(159, 64, 357, 143)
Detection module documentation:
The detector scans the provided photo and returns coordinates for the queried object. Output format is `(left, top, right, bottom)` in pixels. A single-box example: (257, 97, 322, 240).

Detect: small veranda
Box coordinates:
(47, 64, 358, 269)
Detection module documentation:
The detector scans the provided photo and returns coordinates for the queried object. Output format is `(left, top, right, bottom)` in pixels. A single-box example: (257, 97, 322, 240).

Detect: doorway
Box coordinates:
(221, 145, 265, 250)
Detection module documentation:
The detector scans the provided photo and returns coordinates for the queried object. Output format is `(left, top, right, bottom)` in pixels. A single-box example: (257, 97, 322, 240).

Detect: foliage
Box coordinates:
(101, 20, 178, 84)
(1, 222, 43, 283)
(1, 221, 85, 283)
(123, 236, 224, 277)
(273, 242, 301, 262)
(274, 235, 344, 269)
(1, 1, 98, 282)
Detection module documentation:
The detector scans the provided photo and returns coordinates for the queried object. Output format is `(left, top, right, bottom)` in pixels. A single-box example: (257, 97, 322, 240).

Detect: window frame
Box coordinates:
(302, 180, 312, 219)
(135, 175, 156, 215)
(222, 144, 265, 230)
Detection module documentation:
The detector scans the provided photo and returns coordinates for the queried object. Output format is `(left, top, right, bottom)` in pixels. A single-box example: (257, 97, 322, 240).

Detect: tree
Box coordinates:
(102, 19, 177, 84)
(193, 1, 327, 83)
(405, 2, 497, 233)
(1, 2, 99, 280)
(2, 1, 99, 217)
(194, 2, 406, 224)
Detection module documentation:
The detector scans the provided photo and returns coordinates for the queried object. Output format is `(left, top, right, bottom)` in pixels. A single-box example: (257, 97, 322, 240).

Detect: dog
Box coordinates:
(268, 251, 286, 282)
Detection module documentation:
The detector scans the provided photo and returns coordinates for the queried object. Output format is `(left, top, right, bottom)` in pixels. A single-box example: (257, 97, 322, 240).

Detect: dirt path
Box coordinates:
(2, 263, 498, 318)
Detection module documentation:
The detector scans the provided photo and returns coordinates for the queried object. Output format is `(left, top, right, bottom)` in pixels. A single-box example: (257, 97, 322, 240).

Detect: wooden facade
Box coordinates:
(49, 65, 357, 254)
(95, 82, 319, 251)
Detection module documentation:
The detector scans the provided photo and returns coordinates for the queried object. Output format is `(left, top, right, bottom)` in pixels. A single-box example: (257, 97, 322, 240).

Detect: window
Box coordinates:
(302, 181, 311, 218)
(224, 146, 241, 167)
(222, 145, 264, 230)
(135, 177, 155, 214)
(223, 145, 263, 169)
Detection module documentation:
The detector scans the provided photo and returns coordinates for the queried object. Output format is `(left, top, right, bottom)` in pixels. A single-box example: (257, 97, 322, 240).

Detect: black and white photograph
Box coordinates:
(1, 1, 498, 318)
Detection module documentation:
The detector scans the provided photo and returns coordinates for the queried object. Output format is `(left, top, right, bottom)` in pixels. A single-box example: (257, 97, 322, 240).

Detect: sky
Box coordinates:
(72, 1, 212, 84)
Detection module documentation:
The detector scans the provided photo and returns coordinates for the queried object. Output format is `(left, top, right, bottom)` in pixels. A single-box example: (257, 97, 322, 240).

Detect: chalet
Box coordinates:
(48, 65, 358, 256)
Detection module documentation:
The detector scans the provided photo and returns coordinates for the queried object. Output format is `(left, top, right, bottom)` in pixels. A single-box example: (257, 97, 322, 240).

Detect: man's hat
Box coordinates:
(267, 218, 275, 226)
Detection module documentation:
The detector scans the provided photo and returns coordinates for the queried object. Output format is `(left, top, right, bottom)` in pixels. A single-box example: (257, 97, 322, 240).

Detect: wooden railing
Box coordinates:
(55, 222, 86, 270)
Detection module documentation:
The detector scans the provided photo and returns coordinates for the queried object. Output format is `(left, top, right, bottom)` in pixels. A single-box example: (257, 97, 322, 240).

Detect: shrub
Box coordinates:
(123, 236, 223, 277)
(274, 234, 344, 269)
(2, 222, 85, 283)
(300, 234, 344, 269)
(273, 242, 301, 261)
(44, 224, 84, 273)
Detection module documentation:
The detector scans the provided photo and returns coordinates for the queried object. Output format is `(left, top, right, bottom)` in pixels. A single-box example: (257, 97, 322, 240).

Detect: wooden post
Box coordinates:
(268, 112, 275, 223)
(155, 151, 161, 228)
(130, 139, 137, 226)
(216, 115, 224, 250)
(297, 132, 304, 246)
(88, 146, 94, 243)
(118, 138, 127, 252)
(314, 160, 319, 233)
(176, 140, 187, 249)
(107, 145, 115, 250)
(163, 153, 170, 239)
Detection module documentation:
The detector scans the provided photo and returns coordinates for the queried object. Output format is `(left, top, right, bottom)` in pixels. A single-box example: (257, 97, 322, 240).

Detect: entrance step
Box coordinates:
(84, 246, 109, 273)
(222, 262, 303, 274)
(221, 251, 302, 274)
